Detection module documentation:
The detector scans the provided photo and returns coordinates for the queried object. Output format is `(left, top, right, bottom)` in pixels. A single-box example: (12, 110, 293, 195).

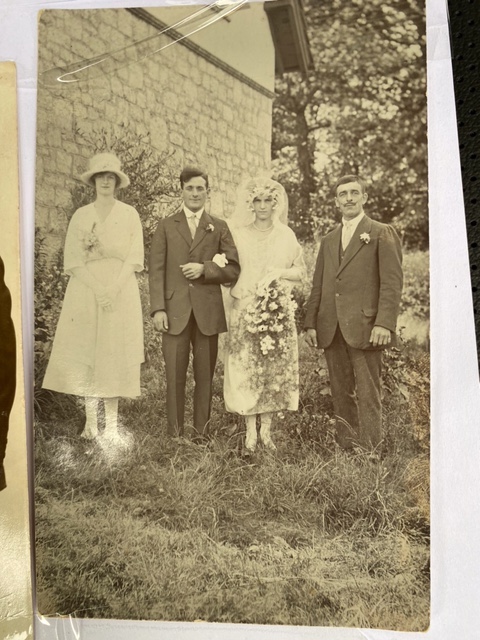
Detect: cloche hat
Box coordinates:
(80, 153, 130, 189)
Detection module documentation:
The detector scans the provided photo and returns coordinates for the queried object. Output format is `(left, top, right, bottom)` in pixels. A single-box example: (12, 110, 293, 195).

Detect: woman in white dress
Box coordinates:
(224, 178, 305, 453)
(43, 153, 144, 441)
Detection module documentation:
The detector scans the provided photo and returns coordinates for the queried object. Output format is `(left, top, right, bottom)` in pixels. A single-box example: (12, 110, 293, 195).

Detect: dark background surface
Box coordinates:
(447, 0, 480, 371)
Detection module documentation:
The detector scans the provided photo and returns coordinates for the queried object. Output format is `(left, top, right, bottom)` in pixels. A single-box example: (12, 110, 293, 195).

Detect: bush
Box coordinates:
(34, 233, 70, 415)
(383, 342, 430, 455)
(400, 250, 429, 318)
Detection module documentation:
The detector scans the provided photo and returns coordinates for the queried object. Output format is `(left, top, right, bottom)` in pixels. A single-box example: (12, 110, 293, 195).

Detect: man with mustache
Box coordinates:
(305, 175, 403, 454)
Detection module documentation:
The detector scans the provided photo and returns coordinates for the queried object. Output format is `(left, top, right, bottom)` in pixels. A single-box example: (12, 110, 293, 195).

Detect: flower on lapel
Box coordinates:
(206, 223, 215, 232)
(360, 232, 371, 244)
(81, 222, 103, 257)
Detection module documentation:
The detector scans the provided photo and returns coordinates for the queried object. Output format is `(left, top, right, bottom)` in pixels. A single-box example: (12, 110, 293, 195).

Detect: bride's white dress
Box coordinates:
(223, 222, 305, 415)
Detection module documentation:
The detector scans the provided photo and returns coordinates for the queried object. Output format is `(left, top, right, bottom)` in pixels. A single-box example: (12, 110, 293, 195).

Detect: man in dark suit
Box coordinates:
(149, 167, 240, 441)
(304, 175, 403, 452)
(0, 255, 16, 491)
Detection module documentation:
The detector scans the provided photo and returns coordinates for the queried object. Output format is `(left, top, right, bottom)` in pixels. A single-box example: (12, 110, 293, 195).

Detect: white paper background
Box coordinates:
(1, 0, 479, 637)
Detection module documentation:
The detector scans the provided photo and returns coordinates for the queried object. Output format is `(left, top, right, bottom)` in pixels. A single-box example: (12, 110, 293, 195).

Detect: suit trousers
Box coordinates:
(324, 326, 383, 450)
(162, 313, 218, 438)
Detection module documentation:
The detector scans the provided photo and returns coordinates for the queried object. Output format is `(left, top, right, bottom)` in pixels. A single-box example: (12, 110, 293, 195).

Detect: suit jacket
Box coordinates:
(149, 209, 240, 336)
(304, 215, 403, 350)
(0, 256, 16, 491)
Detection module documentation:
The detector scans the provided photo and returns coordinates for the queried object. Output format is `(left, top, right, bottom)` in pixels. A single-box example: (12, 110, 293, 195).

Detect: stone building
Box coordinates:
(36, 1, 312, 245)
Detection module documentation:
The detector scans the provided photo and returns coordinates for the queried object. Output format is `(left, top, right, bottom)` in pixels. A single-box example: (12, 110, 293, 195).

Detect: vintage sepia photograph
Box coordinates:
(34, 0, 429, 630)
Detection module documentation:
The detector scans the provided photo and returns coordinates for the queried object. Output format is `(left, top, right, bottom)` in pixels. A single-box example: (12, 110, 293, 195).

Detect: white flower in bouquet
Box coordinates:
(260, 335, 275, 354)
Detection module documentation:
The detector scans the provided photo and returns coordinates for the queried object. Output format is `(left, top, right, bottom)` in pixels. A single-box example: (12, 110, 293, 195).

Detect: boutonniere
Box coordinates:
(206, 223, 215, 232)
(360, 232, 371, 244)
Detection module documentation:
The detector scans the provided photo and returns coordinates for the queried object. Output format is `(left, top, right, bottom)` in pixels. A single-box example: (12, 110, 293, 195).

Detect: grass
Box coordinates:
(35, 430, 429, 628)
(34, 249, 430, 630)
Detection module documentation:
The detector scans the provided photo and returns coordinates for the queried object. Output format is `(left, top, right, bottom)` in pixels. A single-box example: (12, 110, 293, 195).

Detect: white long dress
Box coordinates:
(42, 201, 144, 398)
(224, 222, 305, 415)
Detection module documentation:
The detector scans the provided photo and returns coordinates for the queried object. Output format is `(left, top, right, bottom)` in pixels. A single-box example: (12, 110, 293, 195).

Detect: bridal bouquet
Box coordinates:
(244, 279, 297, 360)
(229, 278, 299, 410)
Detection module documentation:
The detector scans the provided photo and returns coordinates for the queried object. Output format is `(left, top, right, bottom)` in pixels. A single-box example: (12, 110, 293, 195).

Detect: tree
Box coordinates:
(272, 0, 427, 248)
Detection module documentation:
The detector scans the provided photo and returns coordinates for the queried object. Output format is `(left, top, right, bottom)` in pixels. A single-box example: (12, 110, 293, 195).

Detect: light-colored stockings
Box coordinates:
(245, 413, 276, 451)
(104, 397, 119, 439)
(81, 397, 99, 439)
(260, 412, 276, 450)
(81, 397, 119, 440)
(245, 415, 257, 451)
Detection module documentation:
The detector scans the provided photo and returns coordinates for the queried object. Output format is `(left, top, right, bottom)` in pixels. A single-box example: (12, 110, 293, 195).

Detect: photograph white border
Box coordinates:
(1, 0, 479, 638)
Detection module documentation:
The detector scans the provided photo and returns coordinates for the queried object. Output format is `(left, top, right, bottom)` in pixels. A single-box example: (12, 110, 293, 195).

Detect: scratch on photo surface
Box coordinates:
(39, 0, 249, 86)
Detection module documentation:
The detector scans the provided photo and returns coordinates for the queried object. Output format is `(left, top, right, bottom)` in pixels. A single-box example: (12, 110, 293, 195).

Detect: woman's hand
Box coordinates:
(95, 285, 119, 312)
(257, 268, 285, 289)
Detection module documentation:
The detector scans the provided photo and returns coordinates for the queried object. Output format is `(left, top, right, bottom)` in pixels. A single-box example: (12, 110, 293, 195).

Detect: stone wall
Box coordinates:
(36, 8, 273, 246)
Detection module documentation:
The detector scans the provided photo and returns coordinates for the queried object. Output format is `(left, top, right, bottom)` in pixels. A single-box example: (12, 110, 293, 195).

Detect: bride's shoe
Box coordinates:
(261, 436, 276, 451)
(245, 431, 257, 452)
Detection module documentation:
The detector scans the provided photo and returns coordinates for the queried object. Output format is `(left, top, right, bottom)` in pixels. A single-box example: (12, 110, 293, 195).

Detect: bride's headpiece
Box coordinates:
(245, 179, 281, 207)
(230, 177, 289, 229)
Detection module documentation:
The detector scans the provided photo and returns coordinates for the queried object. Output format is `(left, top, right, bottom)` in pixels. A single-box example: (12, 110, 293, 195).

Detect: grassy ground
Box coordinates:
(34, 250, 430, 630)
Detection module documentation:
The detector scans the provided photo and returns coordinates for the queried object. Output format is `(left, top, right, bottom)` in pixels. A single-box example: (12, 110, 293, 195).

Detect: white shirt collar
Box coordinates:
(342, 212, 364, 231)
(184, 205, 204, 221)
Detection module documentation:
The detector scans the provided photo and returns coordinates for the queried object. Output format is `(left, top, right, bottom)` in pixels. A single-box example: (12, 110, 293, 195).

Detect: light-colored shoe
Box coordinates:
(261, 436, 276, 451)
(245, 435, 257, 452)
(245, 429, 257, 452)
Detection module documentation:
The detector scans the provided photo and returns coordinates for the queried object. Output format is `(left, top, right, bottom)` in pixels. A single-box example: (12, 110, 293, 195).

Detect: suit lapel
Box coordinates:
(328, 225, 342, 272)
(337, 215, 372, 275)
(190, 211, 210, 252)
(174, 208, 193, 247)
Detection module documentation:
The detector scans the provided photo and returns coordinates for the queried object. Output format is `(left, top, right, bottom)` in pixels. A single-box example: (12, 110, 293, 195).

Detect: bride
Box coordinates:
(224, 178, 305, 453)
